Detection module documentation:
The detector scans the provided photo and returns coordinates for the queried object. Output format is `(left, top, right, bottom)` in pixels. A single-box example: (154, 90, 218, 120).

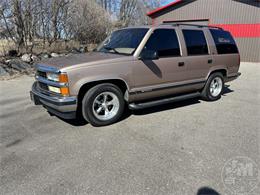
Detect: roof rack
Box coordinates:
(160, 22, 223, 30)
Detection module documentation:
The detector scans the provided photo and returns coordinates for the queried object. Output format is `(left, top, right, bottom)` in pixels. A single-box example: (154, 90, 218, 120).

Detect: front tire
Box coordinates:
(201, 72, 224, 101)
(82, 83, 125, 126)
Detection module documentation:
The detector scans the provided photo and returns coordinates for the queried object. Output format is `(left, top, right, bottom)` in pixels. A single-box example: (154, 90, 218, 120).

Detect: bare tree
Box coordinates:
(131, 0, 168, 25)
(0, 1, 16, 42)
(95, 0, 167, 27)
(0, 0, 166, 55)
(0, 0, 37, 52)
(96, 0, 118, 14)
(69, 0, 112, 44)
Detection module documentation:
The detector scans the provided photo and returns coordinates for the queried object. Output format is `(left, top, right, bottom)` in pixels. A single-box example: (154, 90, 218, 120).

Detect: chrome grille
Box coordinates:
(37, 81, 48, 91)
(37, 70, 47, 78)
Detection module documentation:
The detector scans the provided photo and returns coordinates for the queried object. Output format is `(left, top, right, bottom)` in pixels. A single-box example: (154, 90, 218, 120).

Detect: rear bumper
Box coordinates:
(30, 82, 77, 119)
(225, 72, 241, 82)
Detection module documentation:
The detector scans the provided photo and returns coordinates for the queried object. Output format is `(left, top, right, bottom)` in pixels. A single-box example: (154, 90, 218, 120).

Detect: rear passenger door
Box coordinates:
(181, 29, 212, 81)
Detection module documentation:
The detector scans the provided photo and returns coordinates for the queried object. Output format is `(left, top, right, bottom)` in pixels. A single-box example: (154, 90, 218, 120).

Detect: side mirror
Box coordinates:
(139, 50, 159, 60)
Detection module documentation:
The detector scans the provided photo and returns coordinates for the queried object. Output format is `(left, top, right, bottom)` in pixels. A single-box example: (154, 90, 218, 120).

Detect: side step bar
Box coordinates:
(128, 92, 201, 110)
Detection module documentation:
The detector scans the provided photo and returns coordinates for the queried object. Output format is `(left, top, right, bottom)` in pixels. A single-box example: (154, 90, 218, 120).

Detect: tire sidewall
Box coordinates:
(82, 84, 125, 126)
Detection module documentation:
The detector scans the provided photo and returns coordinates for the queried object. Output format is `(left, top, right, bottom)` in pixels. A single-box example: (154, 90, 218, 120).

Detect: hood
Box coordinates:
(39, 52, 131, 70)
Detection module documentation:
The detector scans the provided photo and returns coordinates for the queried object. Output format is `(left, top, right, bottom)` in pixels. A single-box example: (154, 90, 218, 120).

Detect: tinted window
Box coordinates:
(183, 30, 208, 55)
(97, 28, 148, 55)
(143, 29, 180, 57)
(210, 29, 238, 54)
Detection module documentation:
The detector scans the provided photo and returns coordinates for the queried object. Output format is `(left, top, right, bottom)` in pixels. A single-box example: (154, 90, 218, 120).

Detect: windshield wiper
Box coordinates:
(103, 46, 120, 54)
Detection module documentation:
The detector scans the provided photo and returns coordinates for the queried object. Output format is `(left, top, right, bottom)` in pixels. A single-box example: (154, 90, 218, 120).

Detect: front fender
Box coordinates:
(70, 75, 131, 96)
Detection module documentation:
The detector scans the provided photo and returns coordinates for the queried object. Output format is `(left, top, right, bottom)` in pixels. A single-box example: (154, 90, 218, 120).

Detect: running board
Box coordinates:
(128, 92, 201, 110)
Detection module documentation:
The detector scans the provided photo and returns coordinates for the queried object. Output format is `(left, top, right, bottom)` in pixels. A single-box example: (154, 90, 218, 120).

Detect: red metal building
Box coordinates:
(147, 0, 259, 62)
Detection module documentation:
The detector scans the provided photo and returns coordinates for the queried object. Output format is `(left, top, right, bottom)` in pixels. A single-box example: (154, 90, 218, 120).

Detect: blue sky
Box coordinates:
(162, 0, 177, 6)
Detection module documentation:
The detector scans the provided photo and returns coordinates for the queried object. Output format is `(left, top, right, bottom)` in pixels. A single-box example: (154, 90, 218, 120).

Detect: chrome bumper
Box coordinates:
(30, 82, 77, 119)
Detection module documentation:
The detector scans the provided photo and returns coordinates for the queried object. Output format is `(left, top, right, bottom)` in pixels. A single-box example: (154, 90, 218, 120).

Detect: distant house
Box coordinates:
(147, 0, 260, 62)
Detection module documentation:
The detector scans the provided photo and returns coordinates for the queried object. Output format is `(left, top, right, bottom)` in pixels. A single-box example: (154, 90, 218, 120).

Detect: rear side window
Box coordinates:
(182, 30, 209, 55)
(210, 29, 238, 54)
(144, 29, 180, 57)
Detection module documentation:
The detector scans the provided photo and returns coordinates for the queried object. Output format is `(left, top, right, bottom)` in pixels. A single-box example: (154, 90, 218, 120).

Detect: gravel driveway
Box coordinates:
(0, 62, 259, 195)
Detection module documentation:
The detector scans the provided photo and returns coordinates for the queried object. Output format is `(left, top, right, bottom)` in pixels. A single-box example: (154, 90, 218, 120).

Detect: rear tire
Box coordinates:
(201, 72, 224, 101)
(82, 83, 125, 126)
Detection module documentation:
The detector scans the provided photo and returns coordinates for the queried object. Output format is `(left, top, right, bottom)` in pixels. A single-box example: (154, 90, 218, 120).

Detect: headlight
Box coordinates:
(48, 86, 61, 93)
(46, 73, 68, 83)
(46, 72, 69, 96)
(47, 73, 59, 82)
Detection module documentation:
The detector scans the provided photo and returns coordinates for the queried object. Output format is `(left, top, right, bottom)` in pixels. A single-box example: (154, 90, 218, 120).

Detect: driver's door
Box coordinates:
(132, 28, 186, 93)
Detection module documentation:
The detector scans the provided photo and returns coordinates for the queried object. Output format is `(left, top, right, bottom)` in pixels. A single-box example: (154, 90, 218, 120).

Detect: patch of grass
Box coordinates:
(0, 39, 96, 56)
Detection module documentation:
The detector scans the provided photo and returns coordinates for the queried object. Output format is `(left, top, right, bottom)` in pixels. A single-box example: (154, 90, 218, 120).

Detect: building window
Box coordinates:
(210, 29, 238, 54)
(182, 30, 209, 55)
(143, 29, 181, 57)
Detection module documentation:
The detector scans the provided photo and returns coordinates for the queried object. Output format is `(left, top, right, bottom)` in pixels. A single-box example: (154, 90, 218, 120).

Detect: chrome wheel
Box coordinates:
(210, 77, 223, 97)
(92, 92, 120, 121)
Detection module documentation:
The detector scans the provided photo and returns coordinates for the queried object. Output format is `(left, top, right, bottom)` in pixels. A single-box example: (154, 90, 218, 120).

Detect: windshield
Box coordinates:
(96, 28, 148, 55)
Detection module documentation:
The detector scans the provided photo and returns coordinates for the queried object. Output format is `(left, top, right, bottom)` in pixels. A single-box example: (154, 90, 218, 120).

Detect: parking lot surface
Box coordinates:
(0, 62, 259, 195)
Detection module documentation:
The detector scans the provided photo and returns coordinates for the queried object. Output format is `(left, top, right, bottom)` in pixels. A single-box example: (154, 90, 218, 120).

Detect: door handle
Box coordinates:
(178, 62, 185, 66)
(208, 59, 213, 64)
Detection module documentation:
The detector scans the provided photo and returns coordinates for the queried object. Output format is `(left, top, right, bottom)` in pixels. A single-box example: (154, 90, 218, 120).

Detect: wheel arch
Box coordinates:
(207, 68, 227, 80)
(77, 79, 129, 106)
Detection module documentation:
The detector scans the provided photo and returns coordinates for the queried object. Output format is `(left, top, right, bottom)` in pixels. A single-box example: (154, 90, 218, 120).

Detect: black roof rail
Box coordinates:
(160, 22, 223, 30)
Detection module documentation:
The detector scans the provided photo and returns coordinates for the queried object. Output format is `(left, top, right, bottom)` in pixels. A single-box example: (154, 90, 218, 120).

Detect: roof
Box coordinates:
(147, 0, 260, 17)
(147, 0, 183, 17)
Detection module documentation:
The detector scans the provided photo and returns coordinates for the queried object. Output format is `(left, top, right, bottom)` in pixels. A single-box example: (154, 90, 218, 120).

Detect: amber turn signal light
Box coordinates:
(59, 74, 69, 83)
(60, 87, 70, 96)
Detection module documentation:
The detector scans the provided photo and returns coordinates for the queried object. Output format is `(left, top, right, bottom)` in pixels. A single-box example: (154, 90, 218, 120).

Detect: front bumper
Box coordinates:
(30, 82, 77, 119)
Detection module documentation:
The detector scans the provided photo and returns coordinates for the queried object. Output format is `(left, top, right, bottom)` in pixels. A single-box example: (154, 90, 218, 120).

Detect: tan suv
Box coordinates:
(30, 23, 241, 126)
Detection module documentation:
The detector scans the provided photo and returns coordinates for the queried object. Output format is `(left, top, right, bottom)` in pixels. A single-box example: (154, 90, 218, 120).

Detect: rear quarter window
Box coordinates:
(210, 29, 238, 54)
